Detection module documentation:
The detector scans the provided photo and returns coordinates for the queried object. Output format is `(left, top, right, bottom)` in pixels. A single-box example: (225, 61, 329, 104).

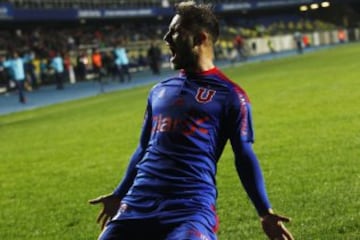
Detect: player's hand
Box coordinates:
(89, 194, 121, 230)
(260, 211, 294, 240)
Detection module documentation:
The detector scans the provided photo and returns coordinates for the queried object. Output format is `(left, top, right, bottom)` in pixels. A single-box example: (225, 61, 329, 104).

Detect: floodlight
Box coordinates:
(299, 5, 308, 11)
(321, 1, 330, 8)
(310, 3, 319, 10)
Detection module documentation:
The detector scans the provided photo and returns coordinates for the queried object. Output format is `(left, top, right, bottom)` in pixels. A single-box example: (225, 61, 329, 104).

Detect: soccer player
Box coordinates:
(90, 1, 294, 240)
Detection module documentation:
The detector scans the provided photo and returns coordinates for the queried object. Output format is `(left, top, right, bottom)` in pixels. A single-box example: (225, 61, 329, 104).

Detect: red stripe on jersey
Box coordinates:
(212, 68, 251, 138)
(212, 67, 250, 103)
(211, 205, 220, 233)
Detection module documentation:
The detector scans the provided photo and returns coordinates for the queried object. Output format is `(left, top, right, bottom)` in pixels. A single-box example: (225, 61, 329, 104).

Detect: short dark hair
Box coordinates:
(175, 1, 219, 43)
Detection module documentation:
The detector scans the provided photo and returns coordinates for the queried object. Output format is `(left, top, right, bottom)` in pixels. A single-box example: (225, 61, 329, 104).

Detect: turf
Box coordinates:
(0, 43, 359, 239)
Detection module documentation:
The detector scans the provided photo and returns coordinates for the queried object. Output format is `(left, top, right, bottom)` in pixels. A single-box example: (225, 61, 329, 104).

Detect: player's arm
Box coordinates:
(112, 102, 153, 199)
(231, 118, 294, 240)
(230, 128, 272, 216)
(89, 99, 153, 229)
(225, 88, 272, 214)
(227, 93, 294, 239)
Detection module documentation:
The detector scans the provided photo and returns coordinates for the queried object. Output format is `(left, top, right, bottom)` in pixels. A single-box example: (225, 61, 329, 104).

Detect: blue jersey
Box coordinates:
(113, 67, 270, 224)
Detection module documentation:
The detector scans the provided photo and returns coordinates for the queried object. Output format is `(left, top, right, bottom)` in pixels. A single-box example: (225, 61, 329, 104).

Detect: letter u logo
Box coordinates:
(195, 87, 216, 103)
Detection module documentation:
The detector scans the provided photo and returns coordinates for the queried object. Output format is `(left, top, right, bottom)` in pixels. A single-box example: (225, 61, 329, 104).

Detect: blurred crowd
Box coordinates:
(0, 21, 167, 99)
(0, 15, 351, 103)
(0, 37, 164, 102)
(3, 0, 241, 9)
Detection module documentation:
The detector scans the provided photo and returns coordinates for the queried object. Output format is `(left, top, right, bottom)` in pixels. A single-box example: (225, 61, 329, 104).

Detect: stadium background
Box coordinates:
(0, 0, 360, 93)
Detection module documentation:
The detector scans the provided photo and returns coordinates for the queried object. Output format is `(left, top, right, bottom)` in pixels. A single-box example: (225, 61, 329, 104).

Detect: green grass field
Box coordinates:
(1, 43, 359, 239)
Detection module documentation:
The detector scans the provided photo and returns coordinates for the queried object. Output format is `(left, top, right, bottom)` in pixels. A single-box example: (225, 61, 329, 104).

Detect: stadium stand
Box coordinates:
(0, 0, 359, 94)
(4, 0, 248, 9)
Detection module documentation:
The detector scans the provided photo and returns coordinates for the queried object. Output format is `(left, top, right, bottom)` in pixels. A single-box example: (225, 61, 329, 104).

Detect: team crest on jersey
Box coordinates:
(195, 87, 216, 103)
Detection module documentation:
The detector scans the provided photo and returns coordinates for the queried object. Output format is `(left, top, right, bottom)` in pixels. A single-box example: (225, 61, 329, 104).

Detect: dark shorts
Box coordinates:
(99, 217, 217, 240)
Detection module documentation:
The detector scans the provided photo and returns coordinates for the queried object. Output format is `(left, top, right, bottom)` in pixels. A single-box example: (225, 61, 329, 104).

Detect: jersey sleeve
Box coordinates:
(113, 96, 153, 199)
(226, 88, 254, 143)
(226, 89, 271, 216)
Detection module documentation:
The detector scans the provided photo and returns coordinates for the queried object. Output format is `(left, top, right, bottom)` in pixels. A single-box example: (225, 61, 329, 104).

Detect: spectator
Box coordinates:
(114, 43, 131, 83)
(64, 51, 76, 84)
(338, 28, 346, 43)
(92, 48, 104, 81)
(1, 51, 29, 103)
(102, 50, 115, 80)
(233, 34, 247, 61)
(92, 48, 105, 92)
(76, 51, 88, 81)
(293, 31, 303, 54)
(23, 50, 38, 89)
(50, 51, 65, 89)
(267, 38, 276, 54)
(147, 42, 162, 75)
(302, 34, 310, 48)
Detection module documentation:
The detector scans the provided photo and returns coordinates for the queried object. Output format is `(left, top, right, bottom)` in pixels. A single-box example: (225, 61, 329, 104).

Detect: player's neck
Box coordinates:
(183, 45, 215, 73)
(197, 60, 215, 72)
(183, 59, 214, 74)
(197, 47, 215, 72)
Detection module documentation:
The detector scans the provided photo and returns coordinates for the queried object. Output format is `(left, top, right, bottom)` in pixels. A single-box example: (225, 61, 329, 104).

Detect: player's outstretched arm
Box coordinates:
(89, 194, 121, 230)
(261, 210, 294, 240)
(232, 141, 294, 239)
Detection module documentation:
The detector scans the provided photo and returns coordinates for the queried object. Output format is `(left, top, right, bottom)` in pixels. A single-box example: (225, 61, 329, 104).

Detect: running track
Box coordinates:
(0, 47, 332, 116)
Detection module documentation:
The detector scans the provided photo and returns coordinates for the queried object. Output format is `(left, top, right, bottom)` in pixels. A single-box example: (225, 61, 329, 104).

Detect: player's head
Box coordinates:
(163, 1, 219, 72)
(12, 51, 19, 58)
